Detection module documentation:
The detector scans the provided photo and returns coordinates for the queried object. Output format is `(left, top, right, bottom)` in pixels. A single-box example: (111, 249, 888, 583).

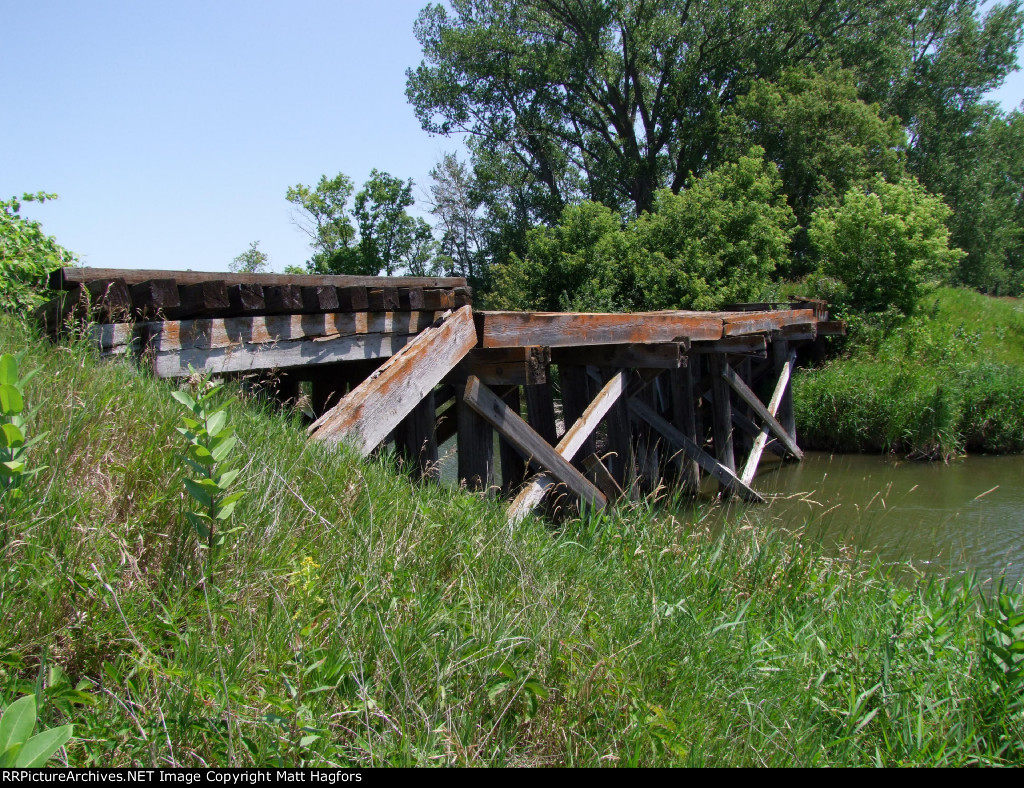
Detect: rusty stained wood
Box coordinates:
(550, 342, 688, 369)
(627, 396, 765, 504)
(506, 371, 628, 525)
(719, 309, 816, 336)
(308, 306, 477, 456)
(477, 311, 724, 348)
(740, 349, 797, 485)
(689, 335, 768, 356)
(49, 266, 467, 290)
(720, 363, 803, 460)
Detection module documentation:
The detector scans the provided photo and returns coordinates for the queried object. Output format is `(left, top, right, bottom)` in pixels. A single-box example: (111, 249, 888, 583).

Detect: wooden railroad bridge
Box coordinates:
(39, 267, 845, 522)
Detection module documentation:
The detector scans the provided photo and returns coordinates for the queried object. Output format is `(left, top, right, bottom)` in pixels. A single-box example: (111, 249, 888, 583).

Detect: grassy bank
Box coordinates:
(795, 287, 1024, 459)
(1, 315, 1022, 767)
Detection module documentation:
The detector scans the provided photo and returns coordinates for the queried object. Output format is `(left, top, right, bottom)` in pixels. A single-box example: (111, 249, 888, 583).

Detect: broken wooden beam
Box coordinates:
(740, 349, 797, 484)
(308, 306, 477, 456)
(720, 363, 802, 460)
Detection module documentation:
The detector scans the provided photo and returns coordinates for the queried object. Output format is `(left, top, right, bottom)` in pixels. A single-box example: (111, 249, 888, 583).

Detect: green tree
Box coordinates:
(808, 176, 963, 315)
(428, 153, 486, 282)
(407, 0, 1021, 226)
(353, 170, 435, 276)
(285, 174, 359, 274)
(0, 193, 75, 311)
(229, 241, 270, 274)
(491, 148, 796, 312)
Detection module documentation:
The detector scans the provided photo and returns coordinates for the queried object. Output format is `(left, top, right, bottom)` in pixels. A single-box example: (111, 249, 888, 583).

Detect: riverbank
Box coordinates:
(1, 314, 1022, 766)
(794, 287, 1024, 459)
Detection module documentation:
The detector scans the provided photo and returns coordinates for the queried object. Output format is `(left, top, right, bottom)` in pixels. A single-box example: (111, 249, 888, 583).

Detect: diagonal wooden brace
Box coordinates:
(720, 363, 803, 460)
(740, 349, 797, 485)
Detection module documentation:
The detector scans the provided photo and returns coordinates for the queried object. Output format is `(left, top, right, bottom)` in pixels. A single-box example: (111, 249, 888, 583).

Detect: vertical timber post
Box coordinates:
(602, 367, 632, 488)
(709, 355, 735, 494)
(498, 386, 529, 495)
(773, 337, 796, 453)
(560, 365, 596, 471)
(456, 385, 494, 492)
(670, 364, 701, 493)
(396, 389, 439, 480)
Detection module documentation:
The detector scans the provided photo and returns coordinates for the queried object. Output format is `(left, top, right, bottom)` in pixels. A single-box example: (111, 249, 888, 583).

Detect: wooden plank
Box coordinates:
(506, 371, 627, 524)
(497, 387, 529, 495)
(264, 284, 303, 314)
(690, 335, 768, 356)
(560, 365, 596, 464)
(336, 286, 369, 311)
(367, 287, 400, 311)
(731, 409, 786, 460)
(817, 320, 847, 336)
(773, 338, 797, 449)
(49, 266, 467, 290)
(478, 311, 723, 348)
(602, 367, 633, 487)
(464, 376, 607, 515)
(456, 385, 493, 491)
(550, 342, 688, 369)
(628, 396, 765, 504)
(130, 279, 181, 319)
(451, 346, 550, 386)
(301, 285, 340, 314)
(709, 355, 736, 481)
(308, 307, 477, 455)
(398, 287, 425, 310)
(227, 283, 265, 314)
(396, 388, 439, 480)
(740, 349, 796, 484)
(454, 286, 473, 308)
(720, 309, 816, 336)
(173, 281, 230, 318)
(583, 453, 625, 504)
(670, 365, 701, 492)
(524, 381, 558, 446)
(721, 363, 802, 460)
(85, 278, 133, 323)
(96, 311, 443, 354)
(35, 285, 88, 334)
(421, 289, 455, 310)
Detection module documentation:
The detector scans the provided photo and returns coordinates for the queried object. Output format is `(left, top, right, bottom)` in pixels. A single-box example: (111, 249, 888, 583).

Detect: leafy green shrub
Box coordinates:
(808, 176, 962, 315)
(0, 695, 73, 767)
(489, 149, 795, 312)
(173, 378, 245, 567)
(0, 193, 75, 312)
(0, 353, 46, 528)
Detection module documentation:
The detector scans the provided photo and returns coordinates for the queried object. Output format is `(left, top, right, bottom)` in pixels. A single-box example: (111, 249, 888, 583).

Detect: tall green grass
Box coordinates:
(795, 288, 1024, 459)
(0, 314, 1021, 766)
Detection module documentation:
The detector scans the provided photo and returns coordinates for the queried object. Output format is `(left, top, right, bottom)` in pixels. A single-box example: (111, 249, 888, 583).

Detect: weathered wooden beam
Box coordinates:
(690, 335, 768, 356)
(560, 364, 596, 464)
(721, 363, 802, 460)
(773, 338, 797, 449)
(627, 396, 765, 504)
(367, 287, 400, 312)
(524, 381, 558, 446)
(453, 286, 473, 308)
(731, 409, 786, 460)
(301, 285, 340, 314)
(740, 349, 797, 484)
(227, 283, 265, 314)
(817, 320, 847, 336)
(264, 285, 303, 315)
(550, 342, 688, 369)
(583, 453, 625, 504)
(130, 279, 181, 319)
(49, 266, 467, 290)
(450, 346, 550, 386)
(84, 278, 133, 323)
(395, 388, 439, 480)
(456, 385, 493, 490)
(709, 355, 736, 477)
(421, 289, 455, 311)
(602, 367, 633, 487)
(308, 307, 477, 455)
(506, 371, 627, 524)
(478, 311, 723, 348)
(398, 287, 425, 311)
(670, 365, 701, 492)
(336, 286, 369, 312)
(720, 309, 816, 336)
(172, 281, 230, 318)
(497, 387, 530, 495)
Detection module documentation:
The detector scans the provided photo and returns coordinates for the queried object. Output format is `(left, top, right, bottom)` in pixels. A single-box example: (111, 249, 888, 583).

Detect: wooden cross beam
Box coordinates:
(463, 376, 608, 518)
(740, 349, 797, 484)
(308, 307, 477, 455)
(720, 363, 803, 460)
(627, 396, 765, 504)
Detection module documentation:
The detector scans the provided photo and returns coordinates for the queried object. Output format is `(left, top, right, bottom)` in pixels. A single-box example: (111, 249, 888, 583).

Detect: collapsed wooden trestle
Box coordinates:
(41, 267, 845, 523)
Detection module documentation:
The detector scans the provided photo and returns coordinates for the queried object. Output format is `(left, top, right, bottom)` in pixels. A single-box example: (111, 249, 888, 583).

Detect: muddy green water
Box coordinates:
(729, 452, 1024, 588)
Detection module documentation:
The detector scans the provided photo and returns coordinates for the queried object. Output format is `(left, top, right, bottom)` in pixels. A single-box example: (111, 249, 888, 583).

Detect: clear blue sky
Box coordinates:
(3, 1, 1022, 274)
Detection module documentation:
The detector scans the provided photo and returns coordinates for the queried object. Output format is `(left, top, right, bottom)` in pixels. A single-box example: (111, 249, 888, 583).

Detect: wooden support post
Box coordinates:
(773, 338, 797, 451)
(506, 372, 627, 525)
(733, 357, 754, 461)
(309, 365, 345, 417)
(560, 365, 596, 468)
(396, 388, 439, 480)
(601, 367, 632, 487)
(709, 355, 736, 495)
(464, 377, 607, 513)
(740, 349, 797, 485)
(720, 363, 803, 460)
(670, 365, 701, 493)
(456, 386, 493, 491)
(583, 453, 625, 504)
(309, 307, 477, 455)
(524, 382, 558, 446)
(498, 387, 529, 495)
(628, 396, 765, 504)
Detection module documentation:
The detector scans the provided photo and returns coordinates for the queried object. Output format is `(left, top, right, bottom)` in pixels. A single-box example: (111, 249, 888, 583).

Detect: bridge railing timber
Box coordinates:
(39, 267, 845, 522)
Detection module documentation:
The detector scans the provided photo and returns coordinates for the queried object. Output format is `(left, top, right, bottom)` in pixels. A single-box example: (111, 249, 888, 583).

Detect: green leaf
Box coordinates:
(210, 433, 238, 464)
(0, 695, 37, 755)
(0, 384, 24, 416)
(214, 499, 240, 521)
(206, 411, 227, 437)
(171, 390, 197, 410)
(0, 742, 22, 768)
(186, 511, 212, 539)
(0, 460, 25, 477)
(14, 725, 73, 767)
(218, 468, 240, 488)
(0, 423, 25, 449)
(183, 478, 215, 508)
(0, 356, 18, 387)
